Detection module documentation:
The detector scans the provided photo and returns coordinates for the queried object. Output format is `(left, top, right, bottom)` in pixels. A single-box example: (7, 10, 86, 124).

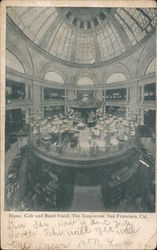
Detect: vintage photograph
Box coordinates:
(5, 6, 156, 212)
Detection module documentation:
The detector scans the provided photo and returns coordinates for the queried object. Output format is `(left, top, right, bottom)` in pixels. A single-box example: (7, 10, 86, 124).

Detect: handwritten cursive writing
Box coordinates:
(78, 238, 103, 248)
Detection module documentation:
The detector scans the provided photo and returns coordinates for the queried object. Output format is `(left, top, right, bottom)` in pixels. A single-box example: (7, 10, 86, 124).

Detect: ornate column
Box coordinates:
(25, 108, 30, 130)
(25, 84, 29, 100)
(103, 88, 106, 114)
(25, 80, 33, 128)
(65, 90, 69, 114)
(126, 87, 129, 119)
(137, 81, 144, 125)
(128, 81, 138, 114)
(39, 86, 44, 118)
(32, 80, 41, 114)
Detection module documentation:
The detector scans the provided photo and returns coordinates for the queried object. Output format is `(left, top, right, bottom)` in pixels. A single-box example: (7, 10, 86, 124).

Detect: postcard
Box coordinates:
(1, 0, 157, 249)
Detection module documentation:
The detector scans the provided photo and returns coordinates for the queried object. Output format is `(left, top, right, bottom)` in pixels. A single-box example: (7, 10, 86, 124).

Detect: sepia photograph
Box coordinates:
(5, 6, 156, 214)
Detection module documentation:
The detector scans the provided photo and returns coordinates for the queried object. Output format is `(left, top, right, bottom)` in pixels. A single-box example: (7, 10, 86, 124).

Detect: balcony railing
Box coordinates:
(67, 99, 104, 109)
(105, 100, 127, 106)
(6, 98, 32, 110)
(143, 100, 156, 109)
(41, 99, 66, 106)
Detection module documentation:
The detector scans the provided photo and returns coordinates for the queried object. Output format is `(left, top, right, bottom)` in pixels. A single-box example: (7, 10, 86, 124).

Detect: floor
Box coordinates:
(70, 185, 104, 211)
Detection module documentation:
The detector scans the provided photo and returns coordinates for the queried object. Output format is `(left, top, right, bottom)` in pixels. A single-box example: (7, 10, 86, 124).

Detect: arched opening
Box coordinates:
(77, 76, 93, 86)
(6, 50, 25, 73)
(44, 71, 64, 83)
(106, 73, 126, 84)
(145, 58, 156, 75)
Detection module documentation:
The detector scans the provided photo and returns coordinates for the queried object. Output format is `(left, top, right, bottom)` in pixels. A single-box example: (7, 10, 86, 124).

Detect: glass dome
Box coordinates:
(7, 7, 156, 65)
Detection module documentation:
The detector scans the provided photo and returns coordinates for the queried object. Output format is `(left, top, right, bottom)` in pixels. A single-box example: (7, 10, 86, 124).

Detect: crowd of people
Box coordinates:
(30, 108, 138, 158)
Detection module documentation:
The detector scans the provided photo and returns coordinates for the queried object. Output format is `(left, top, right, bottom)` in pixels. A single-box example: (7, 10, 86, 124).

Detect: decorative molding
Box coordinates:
(6, 67, 155, 90)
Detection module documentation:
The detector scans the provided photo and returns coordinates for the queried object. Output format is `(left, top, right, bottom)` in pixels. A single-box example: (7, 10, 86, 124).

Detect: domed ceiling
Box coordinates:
(7, 7, 156, 65)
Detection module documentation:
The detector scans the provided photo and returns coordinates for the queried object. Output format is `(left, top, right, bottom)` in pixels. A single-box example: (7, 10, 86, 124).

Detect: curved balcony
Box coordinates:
(143, 100, 156, 110)
(105, 99, 127, 107)
(41, 99, 66, 107)
(67, 99, 104, 110)
(6, 98, 32, 110)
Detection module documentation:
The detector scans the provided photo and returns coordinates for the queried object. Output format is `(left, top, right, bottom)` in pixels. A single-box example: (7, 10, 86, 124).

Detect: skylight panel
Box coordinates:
(126, 9, 150, 29)
(117, 9, 144, 42)
(75, 33, 95, 63)
(114, 13, 137, 45)
(143, 8, 156, 19)
(34, 11, 58, 44)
